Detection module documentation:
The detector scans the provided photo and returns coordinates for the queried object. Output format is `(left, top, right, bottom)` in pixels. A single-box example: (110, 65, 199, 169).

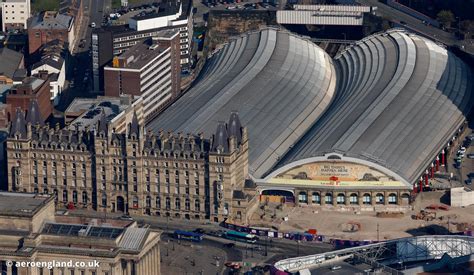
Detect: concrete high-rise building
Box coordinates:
(1, 0, 31, 32)
(104, 29, 181, 121)
(91, 0, 193, 91)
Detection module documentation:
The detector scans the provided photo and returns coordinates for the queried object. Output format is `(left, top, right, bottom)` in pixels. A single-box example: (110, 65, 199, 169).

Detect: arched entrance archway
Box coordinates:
(260, 189, 295, 203)
(117, 196, 125, 212)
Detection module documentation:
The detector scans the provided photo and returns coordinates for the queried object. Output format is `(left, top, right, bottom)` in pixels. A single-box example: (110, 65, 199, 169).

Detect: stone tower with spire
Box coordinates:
(208, 111, 249, 222)
(6, 107, 253, 223)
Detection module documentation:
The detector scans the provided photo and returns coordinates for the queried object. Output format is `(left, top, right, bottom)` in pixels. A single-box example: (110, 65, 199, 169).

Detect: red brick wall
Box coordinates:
(104, 69, 141, 97)
(28, 28, 69, 54)
(6, 78, 53, 122)
(104, 69, 120, 97)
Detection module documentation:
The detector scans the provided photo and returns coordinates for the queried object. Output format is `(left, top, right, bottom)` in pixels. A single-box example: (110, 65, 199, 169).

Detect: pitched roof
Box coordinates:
(0, 48, 23, 78)
(129, 112, 140, 138)
(119, 227, 149, 251)
(10, 108, 27, 139)
(26, 99, 44, 126)
(212, 122, 229, 153)
(228, 111, 242, 144)
(30, 11, 73, 30)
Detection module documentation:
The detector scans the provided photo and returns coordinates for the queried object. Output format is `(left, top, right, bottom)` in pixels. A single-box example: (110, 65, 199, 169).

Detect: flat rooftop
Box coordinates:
(111, 31, 176, 69)
(131, 0, 191, 21)
(66, 96, 131, 131)
(0, 192, 52, 217)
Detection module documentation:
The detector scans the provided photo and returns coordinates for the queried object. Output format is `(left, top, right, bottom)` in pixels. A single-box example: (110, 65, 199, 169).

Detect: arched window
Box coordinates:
(376, 193, 384, 204)
(388, 193, 397, 204)
(363, 193, 371, 204)
(156, 197, 161, 209)
(102, 193, 107, 207)
(336, 193, 345, 204)
(175, 198, 181, 210)
(43, 188, 48, 194)
(82, 191, 88, 204)
(146, 196, 151, 207)
(312, 192, 320, 204)
(350, 193, 358, 205)
(54, 189, 58, 202)
(195, 199, 200, 212)
(73, 191, 78, 204)
(166, 197, 171, 210)
(185, 198, 190, 211)
(325, 193, 333, 204)
(298, 192, 308, 203)
(63, 190, 68, 202)
(133, 196, 139, 208)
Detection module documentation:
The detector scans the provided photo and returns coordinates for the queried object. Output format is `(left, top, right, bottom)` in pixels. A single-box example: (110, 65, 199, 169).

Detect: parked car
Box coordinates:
(119, 214, 133, 221)
(90, 22, 96, 28)
(459, 147, 467, 153)
(330, 266, 342, 270)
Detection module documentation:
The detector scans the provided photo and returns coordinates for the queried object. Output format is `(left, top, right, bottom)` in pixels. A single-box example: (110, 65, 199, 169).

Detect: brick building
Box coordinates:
(5, 75, 53, 123)
(27, 11, 75, 54)
(59, 0, 84, 46)
(6, 111, 251, 222)
(104, 29, 181, 121)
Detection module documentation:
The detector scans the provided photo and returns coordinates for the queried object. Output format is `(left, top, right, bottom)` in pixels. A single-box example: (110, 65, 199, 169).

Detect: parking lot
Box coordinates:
(453, 130, 474, 186)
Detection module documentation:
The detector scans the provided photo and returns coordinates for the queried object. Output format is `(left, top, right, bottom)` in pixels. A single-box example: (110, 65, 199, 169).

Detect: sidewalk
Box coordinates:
(71, 0, 92, 55)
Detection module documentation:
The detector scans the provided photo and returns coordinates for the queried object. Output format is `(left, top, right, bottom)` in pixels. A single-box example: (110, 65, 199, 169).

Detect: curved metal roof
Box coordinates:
(149, 28, 473, 185)
(147, 28, 337, 178)
(278, 29, 473, 185)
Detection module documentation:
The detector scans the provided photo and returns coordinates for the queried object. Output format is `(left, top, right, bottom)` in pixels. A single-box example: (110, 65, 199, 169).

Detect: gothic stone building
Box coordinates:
(7, 106, 250, 222)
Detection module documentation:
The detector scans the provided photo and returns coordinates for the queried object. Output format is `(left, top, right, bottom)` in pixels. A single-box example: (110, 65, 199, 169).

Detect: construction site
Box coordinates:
(248, 191, 474, 241)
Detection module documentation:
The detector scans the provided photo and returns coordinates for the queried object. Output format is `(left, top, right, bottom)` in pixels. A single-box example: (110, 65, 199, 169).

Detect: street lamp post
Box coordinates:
(377, 223, 380, 242)
(264, 236, 268, 257)
(297, 240, 300, 257)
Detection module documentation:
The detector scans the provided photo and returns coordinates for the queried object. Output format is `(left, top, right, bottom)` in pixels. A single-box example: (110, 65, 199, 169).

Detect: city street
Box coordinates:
(57, 0, 107, 111)
(356, 0, 457, 45)
(66, 208, 332, 273)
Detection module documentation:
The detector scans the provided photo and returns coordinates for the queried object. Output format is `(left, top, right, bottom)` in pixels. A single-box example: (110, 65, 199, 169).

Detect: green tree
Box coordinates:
(436, 10, 455, 28)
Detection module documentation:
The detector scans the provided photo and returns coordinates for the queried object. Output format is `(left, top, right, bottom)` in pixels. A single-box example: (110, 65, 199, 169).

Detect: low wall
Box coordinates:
(450, 187, 474, 207)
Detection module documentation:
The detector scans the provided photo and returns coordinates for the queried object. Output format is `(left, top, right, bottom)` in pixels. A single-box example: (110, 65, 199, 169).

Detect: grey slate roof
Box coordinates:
(10, 108, 27, 139)
(278, 29, 474, 185)
(0, 48, 23, 78)
(30, 12, 73, 30)
(148, 28, 337, 178)
(31, 55, 65, 72)
(26, 99, 44, 126)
